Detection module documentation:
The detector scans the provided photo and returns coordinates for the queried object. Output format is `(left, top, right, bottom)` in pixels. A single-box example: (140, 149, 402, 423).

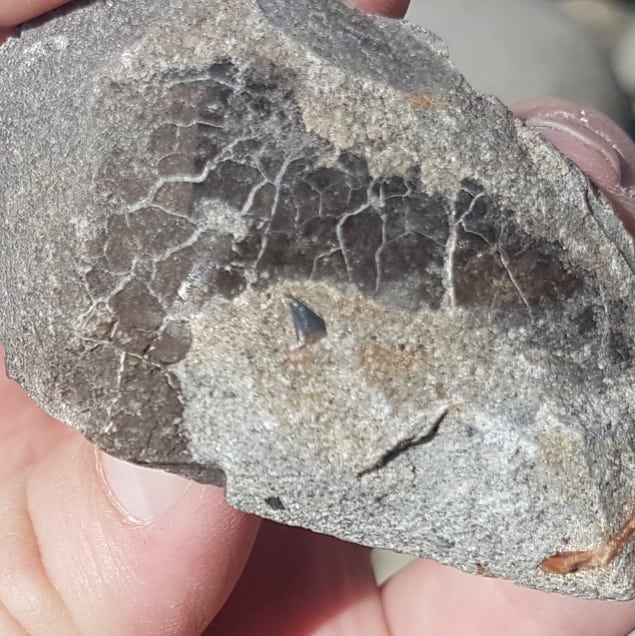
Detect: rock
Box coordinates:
(1, 0, 635, 599)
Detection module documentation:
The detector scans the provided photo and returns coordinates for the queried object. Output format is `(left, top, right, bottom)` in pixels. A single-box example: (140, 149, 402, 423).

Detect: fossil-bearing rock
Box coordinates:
(1, 0, 635, 599)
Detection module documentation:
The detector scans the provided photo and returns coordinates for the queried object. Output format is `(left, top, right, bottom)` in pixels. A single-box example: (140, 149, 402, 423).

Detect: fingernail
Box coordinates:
(99, 450, 191, 523)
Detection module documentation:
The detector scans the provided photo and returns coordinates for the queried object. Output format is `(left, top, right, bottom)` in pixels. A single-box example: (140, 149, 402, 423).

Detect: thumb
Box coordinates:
(0, 432, 259, 635)
(347, 0, 410, 18)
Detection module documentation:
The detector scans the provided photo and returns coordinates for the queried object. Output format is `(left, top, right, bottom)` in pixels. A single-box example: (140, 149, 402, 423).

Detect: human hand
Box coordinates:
(2, 1, 635, 634)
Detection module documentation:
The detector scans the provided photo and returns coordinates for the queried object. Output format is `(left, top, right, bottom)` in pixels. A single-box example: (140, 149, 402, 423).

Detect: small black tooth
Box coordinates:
(287, 297, 327, 347)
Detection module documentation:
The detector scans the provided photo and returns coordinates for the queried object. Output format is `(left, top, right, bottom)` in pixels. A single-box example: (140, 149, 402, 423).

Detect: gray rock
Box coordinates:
(1, 0, 635, 599)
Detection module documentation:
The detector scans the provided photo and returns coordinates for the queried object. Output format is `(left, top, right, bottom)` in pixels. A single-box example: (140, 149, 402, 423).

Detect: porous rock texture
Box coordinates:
(1, 0, 635, 599)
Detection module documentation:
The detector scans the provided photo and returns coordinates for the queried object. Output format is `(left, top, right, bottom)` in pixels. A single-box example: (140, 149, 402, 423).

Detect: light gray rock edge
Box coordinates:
(1, 0, 635, 599)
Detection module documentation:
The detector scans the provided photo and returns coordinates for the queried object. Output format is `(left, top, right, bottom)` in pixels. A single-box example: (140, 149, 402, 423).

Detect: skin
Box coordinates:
(1, 1, 635, 634)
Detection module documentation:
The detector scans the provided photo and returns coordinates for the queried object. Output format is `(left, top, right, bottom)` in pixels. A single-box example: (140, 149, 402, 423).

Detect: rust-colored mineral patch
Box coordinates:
(541, 510, 635, 574)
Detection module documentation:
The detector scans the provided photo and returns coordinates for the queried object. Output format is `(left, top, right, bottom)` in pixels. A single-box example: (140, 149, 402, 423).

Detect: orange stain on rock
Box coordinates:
(541, 510, 635, 574)
(407, 94, 447, 109)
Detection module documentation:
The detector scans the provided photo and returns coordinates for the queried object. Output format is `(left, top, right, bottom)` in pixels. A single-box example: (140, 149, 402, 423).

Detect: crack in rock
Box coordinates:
(357, 406, 450, 478)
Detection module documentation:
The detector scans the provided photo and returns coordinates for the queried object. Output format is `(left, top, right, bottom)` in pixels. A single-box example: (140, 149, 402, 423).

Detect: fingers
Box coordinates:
(0, 0, 71, 28)
(207, 522, 389, 635)
(513, 98, 635, 236)
(382, 558, 635, 636)
(0, 0, 411, 26)
(346, 0, 410, 18)
(0, 1, 411, 44)
(0, 349, 72, 483)
(0, 432, 260, 635)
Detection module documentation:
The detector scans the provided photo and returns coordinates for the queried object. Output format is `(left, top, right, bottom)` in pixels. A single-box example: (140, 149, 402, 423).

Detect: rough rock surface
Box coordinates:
(1, 0, 635, 599)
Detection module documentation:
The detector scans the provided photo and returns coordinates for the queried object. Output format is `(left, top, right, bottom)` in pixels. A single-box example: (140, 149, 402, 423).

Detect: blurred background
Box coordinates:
(406, 0, 635, 134)
(372, 0, 635, 588)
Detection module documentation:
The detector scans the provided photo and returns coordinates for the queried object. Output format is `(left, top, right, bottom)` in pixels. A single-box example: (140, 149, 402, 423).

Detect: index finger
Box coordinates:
(0, 0, 73, 44)
(0, 0, 72, 29)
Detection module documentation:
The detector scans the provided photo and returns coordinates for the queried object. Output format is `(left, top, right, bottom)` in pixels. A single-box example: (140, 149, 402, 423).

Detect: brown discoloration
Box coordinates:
(541, 510, 635, 574)
(541, 550, 596, 574)
(358, 341, 429, 388)
(407, 93, 447, 109)
(281, 345, 321, 366)
(453, 242, 584, 310)
(475, 562, 488, 576)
